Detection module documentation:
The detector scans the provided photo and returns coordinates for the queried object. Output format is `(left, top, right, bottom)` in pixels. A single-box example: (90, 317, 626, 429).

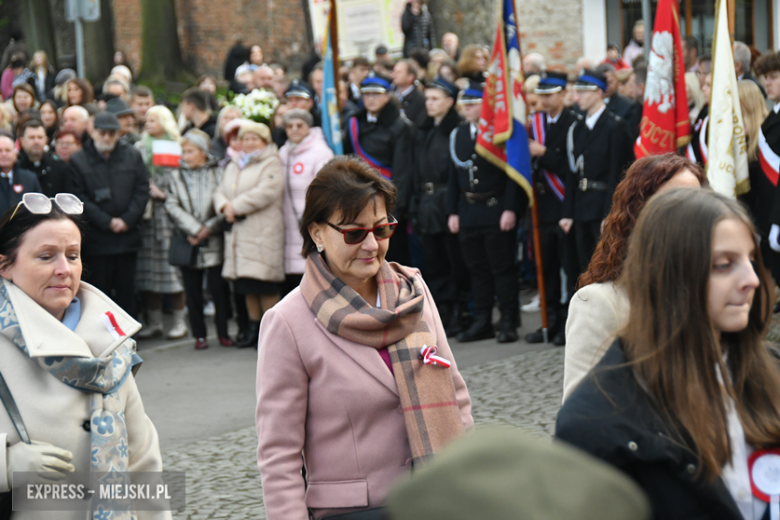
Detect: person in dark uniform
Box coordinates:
(392, 59, 427, 127)
(560, 70, 631, 278)
(525, 72, 581, 347)
(412, 77, 470, 336)
(0, 132, 42, 216)
(344, 76, 415, 266)
(16, 119, 73, 198)
(272, 80, 322, 148)
(446, 82, 529, 343)
(595, 63, 641, 145)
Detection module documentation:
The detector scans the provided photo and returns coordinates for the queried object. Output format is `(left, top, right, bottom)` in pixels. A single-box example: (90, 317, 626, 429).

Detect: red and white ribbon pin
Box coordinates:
(100, 311, 126, 341)
(420, 345, 451, 368)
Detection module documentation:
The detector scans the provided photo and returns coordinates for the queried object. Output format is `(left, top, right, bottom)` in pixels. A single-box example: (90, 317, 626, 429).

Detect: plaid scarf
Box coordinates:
(300, 251, 464, 463)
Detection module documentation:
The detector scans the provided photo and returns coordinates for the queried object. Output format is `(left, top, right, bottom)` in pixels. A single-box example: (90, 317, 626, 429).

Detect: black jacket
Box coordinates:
(70, 140, 150, 256)
(186, 114, 219, 140)
(397, 86, 427, 128)
(557, 340, 763, 520)
(606, 92, 641, 146)
(16, 149, 74, 198)
(535, 108, 582, 224)
(401, 4, 434, 57)
(411, 107, 461, 234)
(563, 107, 631, 221)
(446, 122, 528, 227)
(0, 166, 42, 216)
(343, 101, 415, 215)
(762, 110, 780, 232)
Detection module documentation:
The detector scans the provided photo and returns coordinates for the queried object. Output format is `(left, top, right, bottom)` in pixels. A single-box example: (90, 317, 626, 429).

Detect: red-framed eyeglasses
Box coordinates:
(327, 218, 398, 245)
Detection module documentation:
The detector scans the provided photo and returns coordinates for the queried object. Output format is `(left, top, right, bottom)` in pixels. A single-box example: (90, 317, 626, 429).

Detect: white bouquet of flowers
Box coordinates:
(228, 89, 279, 125)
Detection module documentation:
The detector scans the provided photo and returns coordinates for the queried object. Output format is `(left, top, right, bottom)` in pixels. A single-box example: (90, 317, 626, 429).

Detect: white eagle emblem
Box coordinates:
(645, 31, 675, 114)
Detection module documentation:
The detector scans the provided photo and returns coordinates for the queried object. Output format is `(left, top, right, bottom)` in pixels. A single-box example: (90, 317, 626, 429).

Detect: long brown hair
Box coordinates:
(620, 188, 780, 481)
(579, 154, 706, 288)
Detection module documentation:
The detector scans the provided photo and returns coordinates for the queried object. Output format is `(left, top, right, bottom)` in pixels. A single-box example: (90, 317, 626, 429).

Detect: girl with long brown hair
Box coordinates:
(557, 188, 780, 520)
(563, 154, 705, 401)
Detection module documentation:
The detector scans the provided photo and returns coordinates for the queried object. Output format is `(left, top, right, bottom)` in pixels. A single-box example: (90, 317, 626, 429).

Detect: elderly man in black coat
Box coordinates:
(0, 132, 42, 216)
(70, 112, 150, 317)
(344, 76, 415, 266)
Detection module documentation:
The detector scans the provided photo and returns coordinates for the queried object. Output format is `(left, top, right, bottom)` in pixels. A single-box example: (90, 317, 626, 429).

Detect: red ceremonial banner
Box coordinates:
(477, 23, 511, 157)
(634, 0, 691, 158)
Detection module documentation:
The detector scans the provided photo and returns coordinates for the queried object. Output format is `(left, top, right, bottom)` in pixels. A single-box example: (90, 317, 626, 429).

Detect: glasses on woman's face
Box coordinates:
(9, 193, 84, 222)
(327, 217, 398, 245)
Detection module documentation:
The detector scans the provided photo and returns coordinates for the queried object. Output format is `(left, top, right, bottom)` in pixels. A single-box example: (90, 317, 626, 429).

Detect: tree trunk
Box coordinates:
(21, 0, 58, 63)
(138, 0, 185, 81)
(82, 0, 115, 82)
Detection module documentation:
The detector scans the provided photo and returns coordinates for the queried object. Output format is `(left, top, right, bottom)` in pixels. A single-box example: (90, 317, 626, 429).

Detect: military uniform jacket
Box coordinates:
(446, 122, 528, 227)
(605, 92, 641, 144)
(343, 101, 415, 214)
(563, 108, 630, 222)
(411, 108, 462, 234)
(762, 109, 780, 233)
(398, 86, 427, 128)
(535, 108, 582, 224)
(16, 149, 74, 198)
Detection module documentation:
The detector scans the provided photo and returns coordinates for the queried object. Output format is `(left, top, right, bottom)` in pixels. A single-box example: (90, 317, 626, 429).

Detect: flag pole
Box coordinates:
(329, 0, 342, 112)
(511, 0, 549, 342)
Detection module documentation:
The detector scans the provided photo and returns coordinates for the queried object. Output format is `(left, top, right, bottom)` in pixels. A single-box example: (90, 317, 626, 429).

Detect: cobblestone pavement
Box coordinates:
(164, 347, 565, 519)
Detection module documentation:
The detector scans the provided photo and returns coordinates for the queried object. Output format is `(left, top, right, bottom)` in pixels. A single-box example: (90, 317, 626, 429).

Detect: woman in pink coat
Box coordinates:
(278, 109, 334, 295)
(256, 157, 473, 520)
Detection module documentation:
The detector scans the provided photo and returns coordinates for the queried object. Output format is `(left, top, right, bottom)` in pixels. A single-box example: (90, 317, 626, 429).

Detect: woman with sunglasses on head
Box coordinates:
(557, 188, 780, 520)
(214, 121, 285, 348)
(0, 193, 170, 520)
(256, 156, 473, 520)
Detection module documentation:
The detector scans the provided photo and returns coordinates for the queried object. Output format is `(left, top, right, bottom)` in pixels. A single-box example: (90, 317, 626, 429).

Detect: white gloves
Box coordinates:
(7, 441, 75, 486)
(770, 224, 780, 252)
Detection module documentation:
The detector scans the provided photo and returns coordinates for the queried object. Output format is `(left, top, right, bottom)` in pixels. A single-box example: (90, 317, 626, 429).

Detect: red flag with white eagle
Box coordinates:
(634, 0, 691, 158)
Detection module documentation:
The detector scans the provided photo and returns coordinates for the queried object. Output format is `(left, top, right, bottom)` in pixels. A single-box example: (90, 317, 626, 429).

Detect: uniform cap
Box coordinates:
(285, 80, 315, 100)
(360, 76, 392, 94)
(574, 69, 607, 91)
(536, 71, 568, 94)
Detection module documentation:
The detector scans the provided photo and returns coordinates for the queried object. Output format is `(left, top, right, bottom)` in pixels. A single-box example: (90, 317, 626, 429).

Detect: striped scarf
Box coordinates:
(300, 251, 464, 463)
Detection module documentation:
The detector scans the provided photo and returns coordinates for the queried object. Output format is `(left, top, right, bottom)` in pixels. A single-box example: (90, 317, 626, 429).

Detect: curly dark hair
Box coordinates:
(578, 153, 707, 288)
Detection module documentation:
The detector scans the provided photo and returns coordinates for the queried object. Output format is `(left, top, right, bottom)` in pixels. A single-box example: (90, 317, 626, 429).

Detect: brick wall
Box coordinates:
(113, 0, 311, 79)
(113, 0, 585, 78)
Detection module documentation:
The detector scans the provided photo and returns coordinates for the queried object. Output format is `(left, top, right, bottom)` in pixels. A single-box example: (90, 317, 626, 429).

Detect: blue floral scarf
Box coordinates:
(0, 283, 142, 519)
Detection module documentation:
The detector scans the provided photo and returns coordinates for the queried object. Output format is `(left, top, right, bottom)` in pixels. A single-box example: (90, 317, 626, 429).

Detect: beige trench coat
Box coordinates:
(214, 145, 285, 283)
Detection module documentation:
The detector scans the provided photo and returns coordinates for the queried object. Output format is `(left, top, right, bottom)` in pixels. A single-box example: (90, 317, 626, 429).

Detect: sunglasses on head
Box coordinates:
(327, 217, 398, 245)
(9, 193, 84, 222)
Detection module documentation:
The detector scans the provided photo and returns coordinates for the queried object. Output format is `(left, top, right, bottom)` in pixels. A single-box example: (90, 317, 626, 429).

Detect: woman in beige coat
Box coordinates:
(214, 121, 284, 348)
(0, 193, 168, 519)
(563, 155, 705, 402)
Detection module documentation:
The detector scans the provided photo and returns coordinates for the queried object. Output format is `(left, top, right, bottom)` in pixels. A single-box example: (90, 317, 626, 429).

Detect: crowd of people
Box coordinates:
(2, 2, 780, 519)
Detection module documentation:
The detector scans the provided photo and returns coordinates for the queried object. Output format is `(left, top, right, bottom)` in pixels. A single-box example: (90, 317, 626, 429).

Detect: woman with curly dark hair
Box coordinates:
(562, 153, 706, 401)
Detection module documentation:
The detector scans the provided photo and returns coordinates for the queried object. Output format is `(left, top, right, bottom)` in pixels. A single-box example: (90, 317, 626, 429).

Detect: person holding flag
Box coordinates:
(561, 70, 632, 277)
(525, 71, 582, 347)
(447, 81, 527, 344)
(343, 76, 415, 266)
(706, 0, 749, 198)
(466, 0, 534, 343)
(634, 0, 691, 159)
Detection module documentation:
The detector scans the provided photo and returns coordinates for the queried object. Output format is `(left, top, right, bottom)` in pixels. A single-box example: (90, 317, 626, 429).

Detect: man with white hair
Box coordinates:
(111, 65, 133, 85)
(442, 32, 460, 61)
(734, 41, 766, 98)
(253, 64, 275, 91)
(62, 105, 91, 144)
(523, 53, 546, 75)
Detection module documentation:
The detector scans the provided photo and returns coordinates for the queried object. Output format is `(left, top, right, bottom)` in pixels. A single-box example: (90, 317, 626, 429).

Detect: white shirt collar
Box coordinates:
(774, 103, 780, 114)
(470, 122, 478, 139)
(738, 73, 745, 81)
(367, 113, 378, 124)
(548, 110, 562, 124)
(0, 169, 12, 184)
(585, 104, 607, 130)
(396, 85, 414, 100)
(604, 96, 611, 104)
